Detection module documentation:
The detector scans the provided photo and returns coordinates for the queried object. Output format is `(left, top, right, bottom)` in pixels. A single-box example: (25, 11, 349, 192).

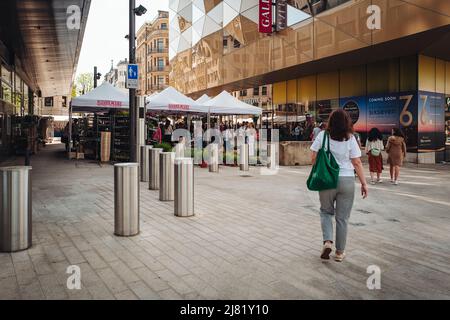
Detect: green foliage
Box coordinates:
(153, 142, 173, 152)
(76, 73, 94, 95)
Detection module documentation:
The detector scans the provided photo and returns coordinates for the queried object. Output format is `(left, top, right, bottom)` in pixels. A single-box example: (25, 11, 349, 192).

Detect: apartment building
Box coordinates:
(136, 10, 170, 96)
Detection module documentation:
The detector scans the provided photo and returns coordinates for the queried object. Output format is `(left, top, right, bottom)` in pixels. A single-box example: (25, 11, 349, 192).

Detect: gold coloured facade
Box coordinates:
(169, 0, 450, 97)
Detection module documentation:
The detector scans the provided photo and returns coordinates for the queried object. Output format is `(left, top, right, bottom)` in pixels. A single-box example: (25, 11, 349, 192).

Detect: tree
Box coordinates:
(71, 84, 77, 98)
(76, 72, 94, 95)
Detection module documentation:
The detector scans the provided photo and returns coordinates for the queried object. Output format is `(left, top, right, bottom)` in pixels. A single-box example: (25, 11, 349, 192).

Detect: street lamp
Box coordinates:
(134, 5, 147, 16)
(129, 1, 147, 162)
(94, 66, 102, 88)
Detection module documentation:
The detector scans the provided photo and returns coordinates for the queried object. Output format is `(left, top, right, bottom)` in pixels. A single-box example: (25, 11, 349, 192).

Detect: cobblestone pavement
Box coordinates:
(1, 144, 450, 299)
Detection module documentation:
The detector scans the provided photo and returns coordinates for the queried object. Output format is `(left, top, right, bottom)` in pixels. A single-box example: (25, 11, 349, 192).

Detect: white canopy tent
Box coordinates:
(71, 82, 129, 113)
(195, 94, 211, 104)
(146, 86, 206, 114)
(202, 91, 262, 116)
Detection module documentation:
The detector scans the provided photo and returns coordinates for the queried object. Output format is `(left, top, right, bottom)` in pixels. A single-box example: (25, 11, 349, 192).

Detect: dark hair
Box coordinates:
(327, 109, 354, 141)
(392, 127, 405, 139)
(368, 127, 382, 142)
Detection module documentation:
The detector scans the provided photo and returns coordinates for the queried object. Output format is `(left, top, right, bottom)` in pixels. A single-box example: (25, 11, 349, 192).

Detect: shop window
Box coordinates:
(400, 55, 418, 92)
(340, 65, 366, 97)
(1, 82, 12, 103)
(273, 81, 287, 105)
(1, 65, 12, 84)
(297, 75, 317, 114)
(367, 59, 399, 94)
(418, 55, 436, 92)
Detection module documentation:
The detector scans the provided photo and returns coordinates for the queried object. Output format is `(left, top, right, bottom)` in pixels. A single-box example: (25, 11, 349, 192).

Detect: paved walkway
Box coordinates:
(1, 144, 450, 299)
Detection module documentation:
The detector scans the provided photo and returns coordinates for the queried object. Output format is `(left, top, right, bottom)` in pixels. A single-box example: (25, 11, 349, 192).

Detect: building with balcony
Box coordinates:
(136, 10, 170, 96)
(104, 60, 118, 87)
(169, 0, 450, 163)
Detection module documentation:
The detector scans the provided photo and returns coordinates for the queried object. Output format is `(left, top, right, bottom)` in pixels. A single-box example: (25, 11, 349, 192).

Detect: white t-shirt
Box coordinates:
(310, 131, 362, 177)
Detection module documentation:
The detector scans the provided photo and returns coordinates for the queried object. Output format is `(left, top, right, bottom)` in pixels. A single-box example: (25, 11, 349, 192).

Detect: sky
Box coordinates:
(76, 0, 169, 78)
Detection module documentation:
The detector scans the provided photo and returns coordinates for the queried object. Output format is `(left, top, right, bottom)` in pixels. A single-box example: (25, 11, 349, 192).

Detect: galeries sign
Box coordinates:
(259, 0, 272, 33)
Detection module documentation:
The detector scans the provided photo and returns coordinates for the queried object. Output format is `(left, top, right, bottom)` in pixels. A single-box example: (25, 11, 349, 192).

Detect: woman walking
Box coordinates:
(386, 128, 407, 185)
(366, 128, 384, 184)
(310, 109, 368, 262)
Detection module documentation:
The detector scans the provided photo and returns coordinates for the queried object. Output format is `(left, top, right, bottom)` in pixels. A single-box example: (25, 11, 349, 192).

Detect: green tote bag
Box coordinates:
(307, 132, 340, 191)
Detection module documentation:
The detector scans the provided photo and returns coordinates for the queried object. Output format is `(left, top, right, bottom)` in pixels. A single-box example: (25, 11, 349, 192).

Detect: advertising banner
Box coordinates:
(259, 0, 272, 33)
(366, 94, 399, 135)
(417, 91, 446, 151)
(397, 92, 418, 151)
(340, 96, 367, 134)
(340, 92, 418, 151)
(276, 0, 287, 31)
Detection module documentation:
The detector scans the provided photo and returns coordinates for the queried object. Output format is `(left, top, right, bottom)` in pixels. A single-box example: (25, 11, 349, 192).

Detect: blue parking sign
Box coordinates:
(127, 64, 138, 88)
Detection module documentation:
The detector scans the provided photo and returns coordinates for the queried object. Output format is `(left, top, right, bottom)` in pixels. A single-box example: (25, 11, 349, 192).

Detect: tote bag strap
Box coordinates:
(321, 131, 330, 152)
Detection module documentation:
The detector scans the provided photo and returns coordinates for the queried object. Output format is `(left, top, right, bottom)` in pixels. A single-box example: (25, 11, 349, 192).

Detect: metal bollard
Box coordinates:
(149, 148, 163, 190)
(174, 158, 194, 217)
(239, 143, 249, 171)
(114, 163, 139, 236)
(0, 166, 32, 252)
(268, 142, 279, 170)
(209, 143, 219, 173)
(139, 145, 153, 182)
(159, 152, 175, 201)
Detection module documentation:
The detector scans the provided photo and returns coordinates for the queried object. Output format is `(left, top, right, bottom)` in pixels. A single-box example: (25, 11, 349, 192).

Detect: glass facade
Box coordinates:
(170, 0, 450, 95)
(1, 63, 30, 116)
(271, 55, 450, 152)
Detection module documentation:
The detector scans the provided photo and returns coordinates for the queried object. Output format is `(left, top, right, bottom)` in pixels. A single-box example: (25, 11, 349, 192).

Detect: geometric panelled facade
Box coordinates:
(170, 0, 450, 97)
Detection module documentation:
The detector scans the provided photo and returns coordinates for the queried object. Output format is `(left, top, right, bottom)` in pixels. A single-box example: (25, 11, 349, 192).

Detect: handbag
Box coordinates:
(307, 132, 340, 191)
(370, 148, 381, 157)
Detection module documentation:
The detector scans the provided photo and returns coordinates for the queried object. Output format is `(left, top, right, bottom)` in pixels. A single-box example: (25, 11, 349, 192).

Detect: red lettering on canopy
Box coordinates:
(168, 104, 190, 111)
(97, 100, 123, 107)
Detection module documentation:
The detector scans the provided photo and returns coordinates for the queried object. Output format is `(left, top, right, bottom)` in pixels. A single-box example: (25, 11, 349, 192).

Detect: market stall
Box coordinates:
(202, 91, 262, 116)
(70, 82, 130, 161)
(195, 94, 211, 104)
(146, 86, 205, 114)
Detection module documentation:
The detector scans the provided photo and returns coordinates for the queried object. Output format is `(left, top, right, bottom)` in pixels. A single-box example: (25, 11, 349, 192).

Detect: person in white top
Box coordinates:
(245, 123, 256, 158)
(310, 109, 368, 262)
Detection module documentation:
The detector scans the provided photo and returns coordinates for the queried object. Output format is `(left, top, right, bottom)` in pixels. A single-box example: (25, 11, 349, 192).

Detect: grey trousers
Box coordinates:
(318, 177, 355, 252)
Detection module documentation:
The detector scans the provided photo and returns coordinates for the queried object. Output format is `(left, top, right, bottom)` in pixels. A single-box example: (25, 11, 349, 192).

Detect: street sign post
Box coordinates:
(126, 64, 138, 89)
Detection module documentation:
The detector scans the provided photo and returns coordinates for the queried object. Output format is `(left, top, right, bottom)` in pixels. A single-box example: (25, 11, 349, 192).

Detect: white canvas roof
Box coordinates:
(71, 82, 129, 112)
(146, 86, 206, 114)
(202, 91, 262, 115)
(195, 94, 211, 104)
